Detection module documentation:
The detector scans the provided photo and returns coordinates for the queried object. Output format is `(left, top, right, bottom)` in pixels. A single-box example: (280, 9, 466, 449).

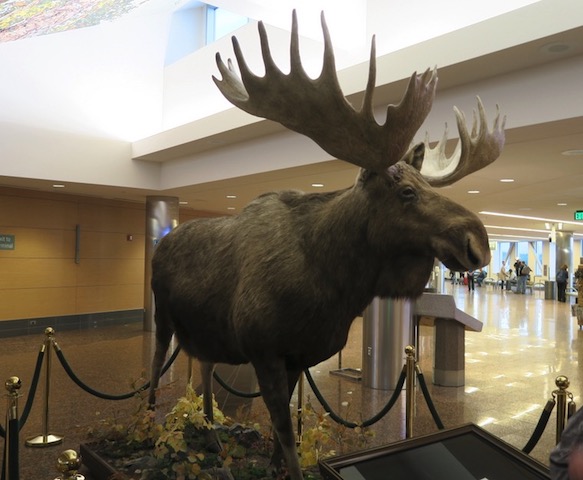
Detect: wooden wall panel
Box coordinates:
(76, 284, 144, 313)
(0, 227, 76, 259)
(0, 258, 77, 289)
(0, 287, 77, 320)
(0, 195, 78, 229)
(76, 258, 144, 286)
(79, 231, 144, 260)
(79, 202, 145, 233)
(0, 188, 217, 323)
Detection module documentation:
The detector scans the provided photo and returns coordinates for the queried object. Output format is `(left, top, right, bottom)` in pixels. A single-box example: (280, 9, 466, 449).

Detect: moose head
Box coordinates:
(149, 11, 505, 480)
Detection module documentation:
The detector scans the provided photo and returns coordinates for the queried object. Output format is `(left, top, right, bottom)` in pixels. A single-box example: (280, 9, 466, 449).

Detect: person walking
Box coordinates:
(556, 264, 569, 303)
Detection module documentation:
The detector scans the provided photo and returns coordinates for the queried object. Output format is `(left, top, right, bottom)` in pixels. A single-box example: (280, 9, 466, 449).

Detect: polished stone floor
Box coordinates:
(0, 282, 578, 478)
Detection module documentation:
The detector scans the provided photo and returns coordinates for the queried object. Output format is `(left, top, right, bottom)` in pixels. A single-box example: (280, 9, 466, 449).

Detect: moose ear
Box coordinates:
(402, 143, 425, 171)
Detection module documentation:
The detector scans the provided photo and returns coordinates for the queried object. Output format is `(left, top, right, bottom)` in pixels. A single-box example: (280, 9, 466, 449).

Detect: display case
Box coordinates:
(319, 423, 550, 479)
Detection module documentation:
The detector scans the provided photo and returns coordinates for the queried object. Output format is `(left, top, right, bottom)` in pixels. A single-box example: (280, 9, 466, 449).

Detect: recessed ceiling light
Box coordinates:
(52, 184, 65, 188)
(499, 178, 514, 183)
(540, 42, 572, 55)
(227, 207, 235, 210)
(311, 183, 324, 188)
(561, 149, 583, 156)
(467, 190, 480, 194)
(226, 195, 237, 199)
(557, 203, 567, 206)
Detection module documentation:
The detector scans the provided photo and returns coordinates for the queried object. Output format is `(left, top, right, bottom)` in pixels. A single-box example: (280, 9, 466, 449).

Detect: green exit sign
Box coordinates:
(576, 211, 583, 221)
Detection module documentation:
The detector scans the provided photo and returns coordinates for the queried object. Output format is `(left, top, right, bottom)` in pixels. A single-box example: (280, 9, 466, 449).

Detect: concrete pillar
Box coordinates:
(362, 298, 413, 390)
(143, 196, 179, 332)
(434, 318, 465, 387)
(556, 231, 573, 287)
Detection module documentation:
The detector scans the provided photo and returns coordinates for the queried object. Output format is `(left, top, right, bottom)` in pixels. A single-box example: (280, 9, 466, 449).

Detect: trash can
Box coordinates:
(362, 298, 413, 390)
(544, 280, 556, 300)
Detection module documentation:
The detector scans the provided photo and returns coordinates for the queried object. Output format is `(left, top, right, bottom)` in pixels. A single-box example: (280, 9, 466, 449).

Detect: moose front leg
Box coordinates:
(254, 360, 304, 480)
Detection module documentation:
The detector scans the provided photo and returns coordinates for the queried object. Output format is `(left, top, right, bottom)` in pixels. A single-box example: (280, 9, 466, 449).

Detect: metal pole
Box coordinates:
(554, 375, 570, 443)
(405, 345, 416, 439)
(26, 327, 63, 447)
(4, 376, 21, 480)
(296, 373, 304, 446)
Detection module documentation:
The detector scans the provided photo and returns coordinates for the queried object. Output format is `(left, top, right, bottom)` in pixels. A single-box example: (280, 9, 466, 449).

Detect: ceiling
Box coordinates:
(1, 4, 583, 245)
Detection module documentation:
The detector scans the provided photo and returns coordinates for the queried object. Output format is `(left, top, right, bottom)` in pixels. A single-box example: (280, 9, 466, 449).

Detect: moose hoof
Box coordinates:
(204, 429, 223, 453)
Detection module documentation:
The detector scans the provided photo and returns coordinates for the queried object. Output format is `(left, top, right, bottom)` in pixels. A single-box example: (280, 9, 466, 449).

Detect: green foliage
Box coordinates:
(296, 397, 374, 468)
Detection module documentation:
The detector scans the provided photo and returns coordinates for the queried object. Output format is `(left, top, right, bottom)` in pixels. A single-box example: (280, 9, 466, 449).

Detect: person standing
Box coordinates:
(498, 261, 508, 290)
(556, 264, 569, 303)
(517, 261, 530, 294)
(467, 270, 475, 291)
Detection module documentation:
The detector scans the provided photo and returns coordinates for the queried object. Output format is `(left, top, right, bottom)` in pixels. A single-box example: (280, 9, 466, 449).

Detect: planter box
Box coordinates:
(80, 443, 118, 480)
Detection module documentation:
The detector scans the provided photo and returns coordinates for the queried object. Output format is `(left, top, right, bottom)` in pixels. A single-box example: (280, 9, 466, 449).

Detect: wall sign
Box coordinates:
(575, 210, 583, 221)
(0, 234, 15, 250)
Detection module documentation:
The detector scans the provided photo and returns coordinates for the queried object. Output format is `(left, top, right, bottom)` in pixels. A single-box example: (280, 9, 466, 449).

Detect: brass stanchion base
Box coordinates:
(25, 433, 64, 447)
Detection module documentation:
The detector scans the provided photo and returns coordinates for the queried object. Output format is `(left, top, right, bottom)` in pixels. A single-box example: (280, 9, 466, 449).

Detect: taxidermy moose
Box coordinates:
(149, 11, 505, 479)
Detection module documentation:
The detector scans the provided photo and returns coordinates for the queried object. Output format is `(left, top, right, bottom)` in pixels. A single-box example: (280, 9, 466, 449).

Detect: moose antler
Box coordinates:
(421, 97, 506, 186)
(213, 10, 437, 172)
(213, 10, 505, 181)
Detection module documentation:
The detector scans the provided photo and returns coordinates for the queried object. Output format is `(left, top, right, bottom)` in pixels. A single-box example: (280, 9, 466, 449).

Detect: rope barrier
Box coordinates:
(18, 347, 45, 431)
(212, 371, 261, 398)
(54, 342, 181, 401)
(303, 367, 407, 429)
(522, 399, 555, 454)
(416, 367, 444, 430)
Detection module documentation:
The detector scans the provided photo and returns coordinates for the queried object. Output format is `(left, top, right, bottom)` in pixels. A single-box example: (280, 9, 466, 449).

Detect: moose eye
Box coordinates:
(399, 186, 417, 200)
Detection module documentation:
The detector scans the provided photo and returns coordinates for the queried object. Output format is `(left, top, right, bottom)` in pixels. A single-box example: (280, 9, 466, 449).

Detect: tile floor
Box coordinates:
(0, 282, 579, 478)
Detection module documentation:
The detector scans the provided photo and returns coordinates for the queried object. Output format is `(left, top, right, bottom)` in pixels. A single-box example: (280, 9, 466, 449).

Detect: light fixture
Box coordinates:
(561, 149, 583, 156)
(226, 195, 237, 199)
(227, 207, 235, 210)
(480, 211, 582, 227)
(179, 201, 188, 205)
(484, 225, 549, 234)
(557, 203, 567, 206)
(499, 178, 514, 183)
(311, 183, 324, 188)
(52, 184, 65, 188)
(467, 190, 480, 194)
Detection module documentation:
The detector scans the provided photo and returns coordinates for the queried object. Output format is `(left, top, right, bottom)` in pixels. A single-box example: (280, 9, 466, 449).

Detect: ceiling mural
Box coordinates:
(0, 0, 152, 42)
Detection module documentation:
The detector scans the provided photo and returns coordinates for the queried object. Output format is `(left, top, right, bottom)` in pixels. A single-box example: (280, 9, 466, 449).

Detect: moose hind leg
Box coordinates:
(254, 360, 304, 480)
(200, 361, 222, 453)
(148, 307, 174, 407)
(270, 368, 302, 471)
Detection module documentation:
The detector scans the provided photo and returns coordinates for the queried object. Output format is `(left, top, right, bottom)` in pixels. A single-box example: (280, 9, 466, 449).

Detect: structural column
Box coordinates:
(362, 298, 413, 390)
(143, 196, 179, 332)
(555, 231, 573, 287)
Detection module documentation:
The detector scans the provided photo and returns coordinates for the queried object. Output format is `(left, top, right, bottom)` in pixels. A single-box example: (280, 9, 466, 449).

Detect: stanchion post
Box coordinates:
(4, 376, 21, 480)
(54, 449, 85, 480)
(26, 327, 64, 447)
(405, 345, 416, 439)
(554, 375, 571, 443)
(296, 372, 304, 446)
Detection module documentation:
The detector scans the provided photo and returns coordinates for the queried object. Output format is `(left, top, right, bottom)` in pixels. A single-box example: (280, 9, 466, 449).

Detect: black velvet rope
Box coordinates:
(18, 347, 46, 431)
(212, 371, 262, 398)
(0, 348, 45, 439)
(54, 343, 181, 400)
(303, 366, 407, 428)
(522, 399, 555, 454)
(416, 370, 445, 430)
